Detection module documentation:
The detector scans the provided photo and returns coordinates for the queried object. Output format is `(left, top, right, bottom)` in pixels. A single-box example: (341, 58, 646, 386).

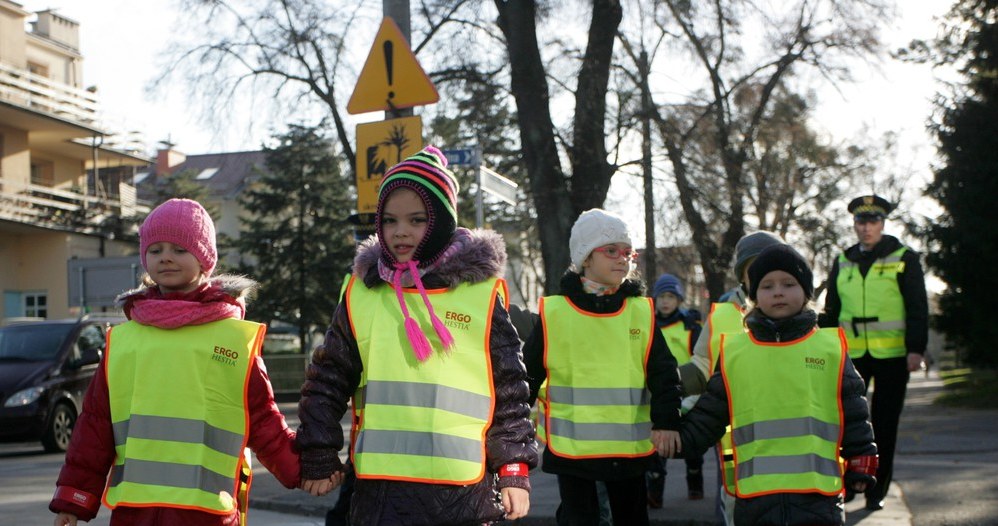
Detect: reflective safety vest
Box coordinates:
(346, 276, 506, 485)
(537, 295, 655, 458)
(720, 328, 846, 498)
(103, 318, 264, 513)
(706, 302, 744, 374)
(705, 301, 745, 496)
(660, 321, 693, 366)
(837, 247, 908, 359)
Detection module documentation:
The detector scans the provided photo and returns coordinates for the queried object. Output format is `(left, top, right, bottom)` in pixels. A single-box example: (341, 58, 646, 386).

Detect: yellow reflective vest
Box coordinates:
(346, 276, 507, 484)
(660, 321, 693, 366)
(836, 247, 908, 359)
(720, 328, 846, 498)
(537, 295, 655, 458)
(103, 318, 264, 513)
(705, 301, 745, 496)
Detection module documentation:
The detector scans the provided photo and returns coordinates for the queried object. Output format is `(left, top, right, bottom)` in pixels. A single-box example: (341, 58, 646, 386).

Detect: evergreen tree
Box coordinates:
(236, 124, 355, 353)
(924, 0, 998, 366)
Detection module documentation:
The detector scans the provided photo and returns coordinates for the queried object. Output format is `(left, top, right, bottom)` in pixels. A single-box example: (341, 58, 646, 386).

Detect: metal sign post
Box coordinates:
(442, 146, 484, 227)
(442, 147, 518, 227)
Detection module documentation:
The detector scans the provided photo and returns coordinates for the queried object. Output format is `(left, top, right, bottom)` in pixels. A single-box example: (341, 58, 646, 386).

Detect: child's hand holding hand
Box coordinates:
(54, 512, 78, 526)
(651, 430, 681, 457)
(844, 455, 878, 493)
(301, 471, 346, 497)
(501, 487, 529, 520)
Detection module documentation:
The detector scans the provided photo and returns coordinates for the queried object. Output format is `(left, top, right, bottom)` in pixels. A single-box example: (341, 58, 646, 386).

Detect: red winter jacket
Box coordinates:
(49, 277, 300, 525)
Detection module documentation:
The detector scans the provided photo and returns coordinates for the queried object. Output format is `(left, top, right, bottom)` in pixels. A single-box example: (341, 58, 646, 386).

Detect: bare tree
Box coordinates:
(637, 0, 894, 299)
(494, 0, 623, 293)
(154, 0, 367, 172)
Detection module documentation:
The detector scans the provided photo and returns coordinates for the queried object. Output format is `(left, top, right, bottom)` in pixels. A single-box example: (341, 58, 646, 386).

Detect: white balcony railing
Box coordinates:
(0, 61, 99, 126)
(0, 179, 148, 234)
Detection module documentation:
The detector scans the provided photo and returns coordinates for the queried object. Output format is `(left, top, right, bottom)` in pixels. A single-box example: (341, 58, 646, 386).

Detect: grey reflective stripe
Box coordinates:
(548, 417, 652, 442)
(732, 417, 840, 445)
(865, 320, 905, 331)
(112, 414, 244, 456)
(355, 429, 482, 463)
(737, 453, 841, 479)
(546, 386, 650, 406)
(364, 380, 491, 420)
(109, 459, 235, 493)
(839, 320, 906, 332)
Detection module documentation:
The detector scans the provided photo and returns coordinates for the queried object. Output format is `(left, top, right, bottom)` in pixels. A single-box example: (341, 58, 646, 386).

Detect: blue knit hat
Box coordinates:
(652, 273, 684, 302)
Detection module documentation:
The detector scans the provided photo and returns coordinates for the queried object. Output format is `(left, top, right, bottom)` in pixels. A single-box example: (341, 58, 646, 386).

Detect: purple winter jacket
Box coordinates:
(296, 229, 538, 526)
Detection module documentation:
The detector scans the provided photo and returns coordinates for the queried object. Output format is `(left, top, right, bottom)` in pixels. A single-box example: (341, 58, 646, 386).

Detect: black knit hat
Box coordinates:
(747, 244, 814, 301)
(376, 145, 459, 269)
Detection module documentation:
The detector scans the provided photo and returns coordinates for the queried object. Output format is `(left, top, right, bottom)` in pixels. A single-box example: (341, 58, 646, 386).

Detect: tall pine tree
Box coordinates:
(237, 124, 355, 352)
(925, 0, 998, 366)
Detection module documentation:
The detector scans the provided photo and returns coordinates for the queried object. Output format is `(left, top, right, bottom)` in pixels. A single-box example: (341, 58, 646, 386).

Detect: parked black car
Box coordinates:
(0, 315, 122, 452)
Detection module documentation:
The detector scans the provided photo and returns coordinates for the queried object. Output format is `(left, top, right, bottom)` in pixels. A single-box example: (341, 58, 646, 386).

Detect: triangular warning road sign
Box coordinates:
(347, 17, 440, 115)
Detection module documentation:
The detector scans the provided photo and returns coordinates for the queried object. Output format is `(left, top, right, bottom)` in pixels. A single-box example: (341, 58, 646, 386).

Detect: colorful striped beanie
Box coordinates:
(376, 145, 459, 269)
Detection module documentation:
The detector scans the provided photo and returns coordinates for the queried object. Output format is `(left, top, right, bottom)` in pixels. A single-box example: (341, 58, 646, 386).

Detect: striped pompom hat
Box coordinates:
(376, 145, 459, 269)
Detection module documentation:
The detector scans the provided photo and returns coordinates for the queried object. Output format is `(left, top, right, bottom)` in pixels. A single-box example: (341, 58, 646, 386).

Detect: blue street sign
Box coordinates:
(441, 148, 479, 167)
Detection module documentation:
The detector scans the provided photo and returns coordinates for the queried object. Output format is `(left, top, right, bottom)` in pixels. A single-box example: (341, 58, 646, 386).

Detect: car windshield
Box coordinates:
(0, 324, 74, 361)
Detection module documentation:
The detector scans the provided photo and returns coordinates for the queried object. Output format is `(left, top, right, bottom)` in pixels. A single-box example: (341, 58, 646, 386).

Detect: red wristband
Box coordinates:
(54, 486, 99, 509)
(847, 455, 879, 477)
(499, 463, 529, 477)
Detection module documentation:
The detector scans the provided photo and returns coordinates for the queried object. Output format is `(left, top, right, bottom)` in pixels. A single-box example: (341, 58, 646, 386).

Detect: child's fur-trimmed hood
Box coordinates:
(354, 228, 507, 289)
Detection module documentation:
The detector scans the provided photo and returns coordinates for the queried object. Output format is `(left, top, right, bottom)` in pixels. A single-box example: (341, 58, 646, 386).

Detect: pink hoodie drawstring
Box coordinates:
(393, 260, 455, 361)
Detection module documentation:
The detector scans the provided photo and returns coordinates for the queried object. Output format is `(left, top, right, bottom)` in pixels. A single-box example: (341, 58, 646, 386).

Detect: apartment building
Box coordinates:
(0, 2, 152, 320)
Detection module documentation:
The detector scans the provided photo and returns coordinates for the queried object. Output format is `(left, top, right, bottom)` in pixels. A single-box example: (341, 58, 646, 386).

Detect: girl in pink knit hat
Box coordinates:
(296, 146, 537, 525)
(51, 198, 301, 526)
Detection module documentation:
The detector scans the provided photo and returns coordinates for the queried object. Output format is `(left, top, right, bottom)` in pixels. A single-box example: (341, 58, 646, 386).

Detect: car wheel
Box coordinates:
(42, 403, 76, 453)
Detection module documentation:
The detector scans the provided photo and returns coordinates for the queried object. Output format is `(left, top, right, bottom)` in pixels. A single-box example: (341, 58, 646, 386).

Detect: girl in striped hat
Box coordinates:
(296, 146, 537, 525)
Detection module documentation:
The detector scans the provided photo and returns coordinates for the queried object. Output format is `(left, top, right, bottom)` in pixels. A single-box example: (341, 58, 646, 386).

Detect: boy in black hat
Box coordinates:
(678, 244, 878, 526)
(820, 194, 929, 511)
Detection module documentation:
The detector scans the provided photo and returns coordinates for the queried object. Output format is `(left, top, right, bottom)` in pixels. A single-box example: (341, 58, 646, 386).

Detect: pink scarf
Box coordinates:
(375, 229, 471, 361)
(125, 284, 245, 329)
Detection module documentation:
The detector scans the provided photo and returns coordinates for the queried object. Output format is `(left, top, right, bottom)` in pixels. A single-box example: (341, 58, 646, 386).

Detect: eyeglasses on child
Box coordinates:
(592, 245, 638, 261)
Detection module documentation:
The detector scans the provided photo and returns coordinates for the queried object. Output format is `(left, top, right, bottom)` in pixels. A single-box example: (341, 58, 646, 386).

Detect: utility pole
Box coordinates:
(298, 163, 311, 354)
(640, 50, 658, 280)
(384, 0, 413, 120)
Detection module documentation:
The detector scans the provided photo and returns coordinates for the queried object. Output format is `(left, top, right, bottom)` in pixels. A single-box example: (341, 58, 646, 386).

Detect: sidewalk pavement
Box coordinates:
(253, 371, 998, 526)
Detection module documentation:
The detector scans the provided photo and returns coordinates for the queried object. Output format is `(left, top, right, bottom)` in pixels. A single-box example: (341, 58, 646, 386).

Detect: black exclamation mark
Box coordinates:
(384, 41, 395, 100)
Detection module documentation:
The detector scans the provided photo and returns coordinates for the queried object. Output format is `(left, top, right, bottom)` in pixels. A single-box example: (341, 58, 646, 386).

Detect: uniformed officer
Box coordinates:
(820, 194, 929, 511)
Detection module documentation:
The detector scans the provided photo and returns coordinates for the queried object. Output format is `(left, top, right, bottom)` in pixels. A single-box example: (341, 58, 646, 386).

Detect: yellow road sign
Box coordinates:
(355, 116, 424, 214)
(347, 17, 439, 115)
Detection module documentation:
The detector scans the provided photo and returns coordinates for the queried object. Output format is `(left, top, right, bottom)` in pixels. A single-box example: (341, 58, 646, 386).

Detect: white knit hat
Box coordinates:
(569, 209, 633, 270)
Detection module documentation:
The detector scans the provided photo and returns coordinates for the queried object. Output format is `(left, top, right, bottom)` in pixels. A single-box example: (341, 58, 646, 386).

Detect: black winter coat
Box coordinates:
(819, 234, 929, 356)
(523, 272, 683, 481)
(296, 230, 538, 526)
(679, 308, 877, 526)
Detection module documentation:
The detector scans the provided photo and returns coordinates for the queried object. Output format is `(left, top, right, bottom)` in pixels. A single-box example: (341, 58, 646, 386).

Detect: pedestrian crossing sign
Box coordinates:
(347, 17, 439, 115)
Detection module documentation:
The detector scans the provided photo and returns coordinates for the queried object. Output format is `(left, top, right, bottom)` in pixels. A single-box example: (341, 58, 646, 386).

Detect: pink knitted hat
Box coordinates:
(139, 198, 217, 277)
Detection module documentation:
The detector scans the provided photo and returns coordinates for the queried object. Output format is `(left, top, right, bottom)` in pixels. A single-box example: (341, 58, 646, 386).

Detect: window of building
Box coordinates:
(24, 292, 48, 318)
(27, 61, 49, 79)
(196, 168, 218, 180)
(30, 159, 55, 186)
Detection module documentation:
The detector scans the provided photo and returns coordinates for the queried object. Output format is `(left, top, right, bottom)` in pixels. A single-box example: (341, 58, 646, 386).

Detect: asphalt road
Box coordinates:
(0, 442, 320, 526)
(2, 371, 993, 525)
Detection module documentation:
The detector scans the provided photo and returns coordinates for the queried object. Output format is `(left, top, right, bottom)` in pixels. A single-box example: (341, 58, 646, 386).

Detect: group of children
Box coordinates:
(49, 146, 876, 526)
